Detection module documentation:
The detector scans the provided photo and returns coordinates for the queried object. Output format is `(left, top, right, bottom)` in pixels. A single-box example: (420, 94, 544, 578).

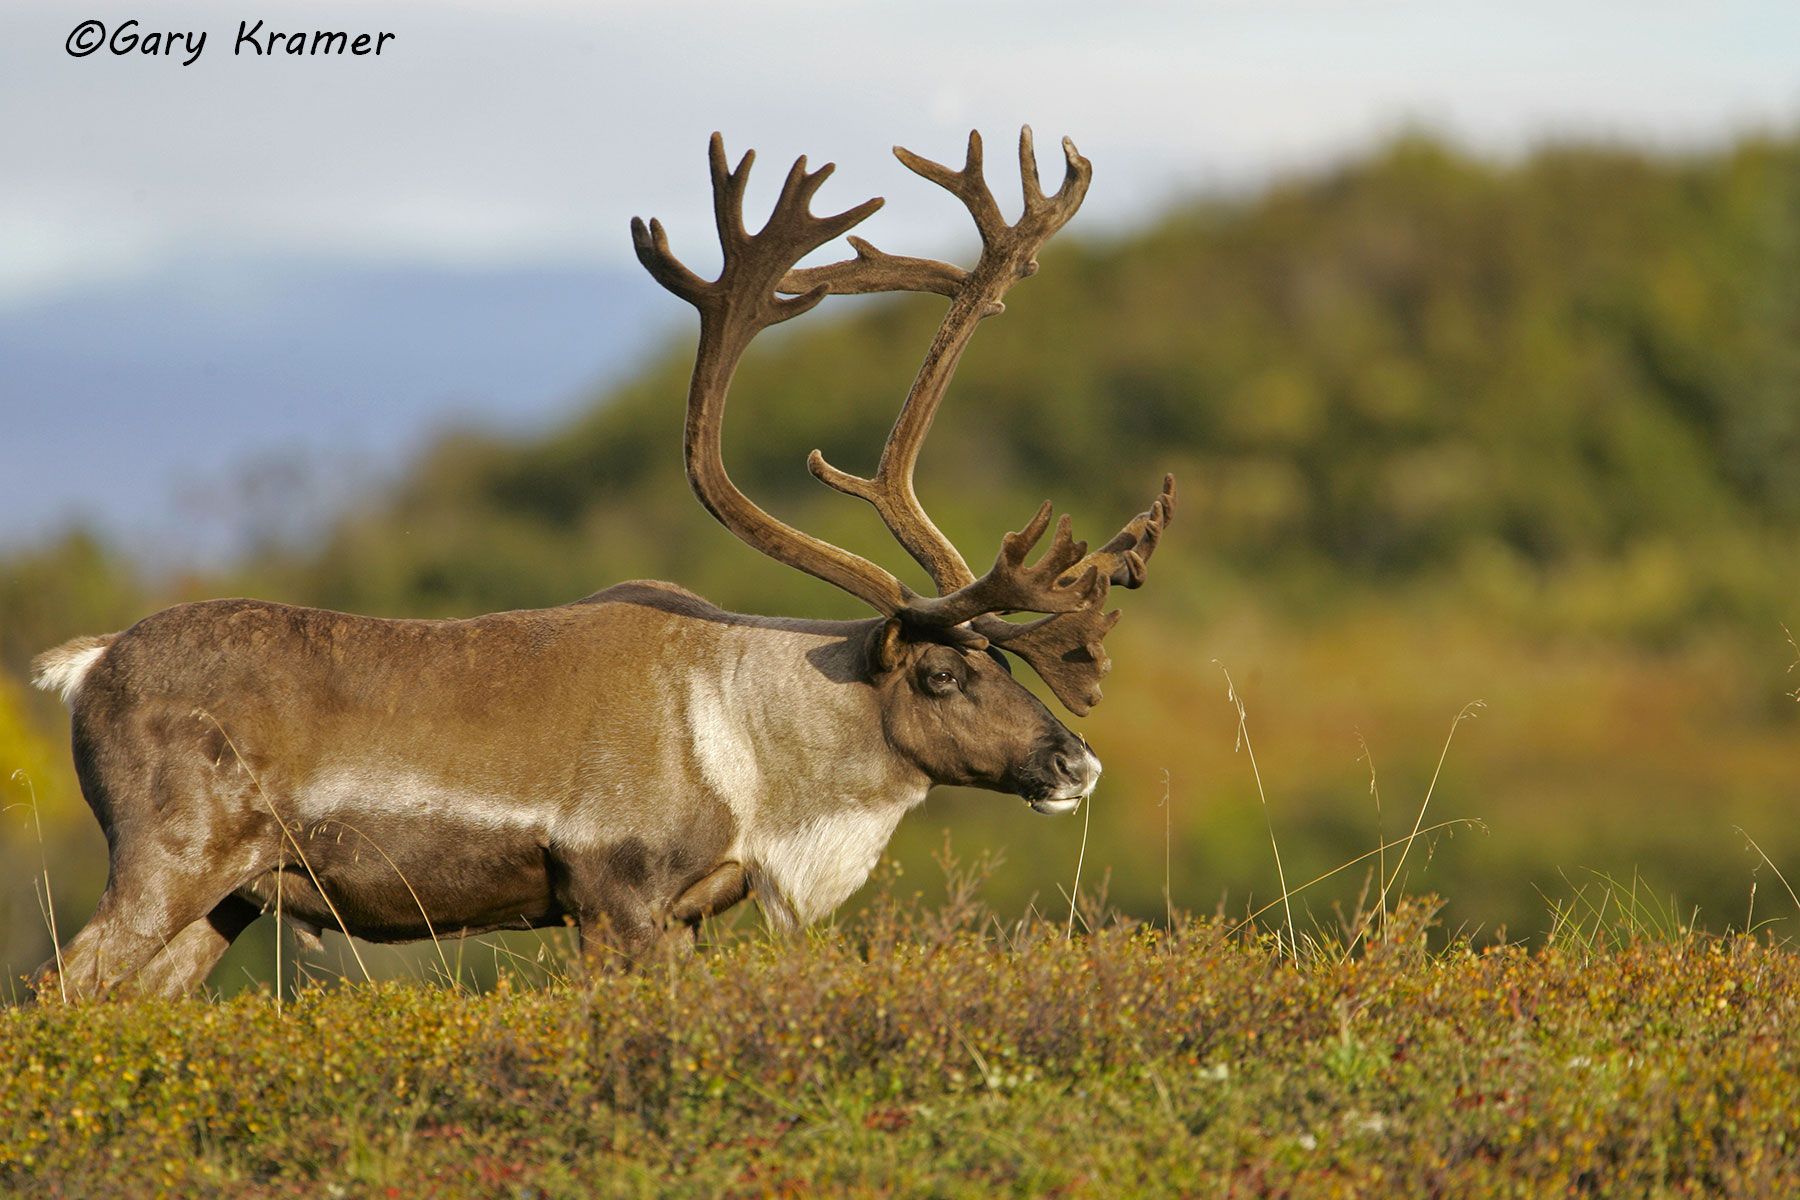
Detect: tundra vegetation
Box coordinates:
(6, 881, 1800, 1196)
(1, 129, 1798, 1191)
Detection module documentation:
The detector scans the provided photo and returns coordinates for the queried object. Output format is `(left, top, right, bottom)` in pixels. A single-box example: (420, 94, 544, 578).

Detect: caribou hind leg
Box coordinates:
(32, 768, 271, 1000)
(32, 860, 246, 1001)
(122, 896, 262, 999)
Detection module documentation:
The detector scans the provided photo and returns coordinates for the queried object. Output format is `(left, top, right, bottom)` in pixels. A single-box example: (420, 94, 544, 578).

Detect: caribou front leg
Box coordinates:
(665, 860, 750, 945)
(556, 854, 750, 971)
(546, 841, 682, 971)
(637, 860, 751, 960)
(555, 866, 663, 973)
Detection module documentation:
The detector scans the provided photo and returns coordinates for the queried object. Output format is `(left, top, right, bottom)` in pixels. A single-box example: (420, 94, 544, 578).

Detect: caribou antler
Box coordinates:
(971, 475, 1177, 714)
(631, 135, 914, 615)
(634, 130, 1172, 714)
(1053, 473, 1177, 592)
(787, 129, 1174, 711)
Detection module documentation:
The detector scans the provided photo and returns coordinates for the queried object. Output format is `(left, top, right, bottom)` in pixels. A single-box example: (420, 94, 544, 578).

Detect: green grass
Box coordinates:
(7, 888, 1800, 1198)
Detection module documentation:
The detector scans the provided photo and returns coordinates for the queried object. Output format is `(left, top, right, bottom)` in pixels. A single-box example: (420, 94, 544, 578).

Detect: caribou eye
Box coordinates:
(925, 668, 959, 695)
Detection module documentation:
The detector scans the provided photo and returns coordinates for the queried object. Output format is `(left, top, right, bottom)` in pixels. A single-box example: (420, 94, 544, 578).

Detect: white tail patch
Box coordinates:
(30, 635, 116, 705)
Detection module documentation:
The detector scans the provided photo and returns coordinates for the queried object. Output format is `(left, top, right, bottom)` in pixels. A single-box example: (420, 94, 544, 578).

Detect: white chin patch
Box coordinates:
(1029, 795, 1085, 816)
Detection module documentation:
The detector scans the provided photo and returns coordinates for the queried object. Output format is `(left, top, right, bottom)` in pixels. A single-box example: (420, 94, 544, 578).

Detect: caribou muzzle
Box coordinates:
(1020, 730, 1103, 815)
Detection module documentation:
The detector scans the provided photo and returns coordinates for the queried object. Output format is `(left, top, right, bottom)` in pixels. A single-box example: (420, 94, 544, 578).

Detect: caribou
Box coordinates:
(28, 128, 1174, 1000)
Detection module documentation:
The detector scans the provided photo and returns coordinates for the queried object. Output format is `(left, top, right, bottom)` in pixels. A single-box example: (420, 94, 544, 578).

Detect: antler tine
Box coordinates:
(1001, 506, 1086, 582)
(895, 130, 1007, 242)
(630, 216, 709, 305)
(1019, 125, 1046, 208)
(1056, 474, 1178, 590)
(709, 133, 753, 251)
(775, 154, 828, 220)
(1054, 134, 1093, 205)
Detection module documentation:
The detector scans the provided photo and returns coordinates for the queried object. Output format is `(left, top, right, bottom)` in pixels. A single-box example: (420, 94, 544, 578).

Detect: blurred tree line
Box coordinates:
(3, 133, 1798, 980)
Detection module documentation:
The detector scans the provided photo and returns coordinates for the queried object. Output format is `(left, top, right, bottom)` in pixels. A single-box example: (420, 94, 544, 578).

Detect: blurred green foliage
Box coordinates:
(3, 133, 1798, 980)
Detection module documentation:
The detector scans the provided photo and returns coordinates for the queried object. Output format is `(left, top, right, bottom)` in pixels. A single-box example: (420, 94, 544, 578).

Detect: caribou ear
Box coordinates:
(868, 617, 909, 675)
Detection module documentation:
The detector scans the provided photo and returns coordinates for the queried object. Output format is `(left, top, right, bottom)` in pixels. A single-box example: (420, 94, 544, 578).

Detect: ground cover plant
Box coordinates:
(8, 867, 1800, 1198)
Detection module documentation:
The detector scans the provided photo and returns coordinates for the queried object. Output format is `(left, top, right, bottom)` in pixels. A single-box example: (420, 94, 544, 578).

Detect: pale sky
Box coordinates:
(5, 0, 1797, 309)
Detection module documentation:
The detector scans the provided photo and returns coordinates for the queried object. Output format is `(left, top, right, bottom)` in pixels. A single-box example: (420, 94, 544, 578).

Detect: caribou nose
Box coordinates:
(1051, 745, 1103, 793)
(1029, 742, 1103, 814)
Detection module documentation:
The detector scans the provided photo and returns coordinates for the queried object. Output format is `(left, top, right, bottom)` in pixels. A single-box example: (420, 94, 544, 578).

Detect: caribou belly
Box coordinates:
(250, 766, 566, 941)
